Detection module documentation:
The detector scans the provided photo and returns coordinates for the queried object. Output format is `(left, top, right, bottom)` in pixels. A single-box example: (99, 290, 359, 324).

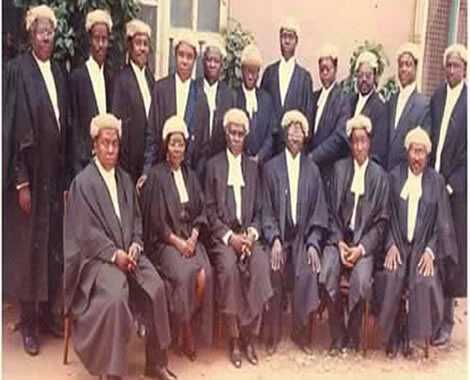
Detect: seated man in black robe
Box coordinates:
(205, 108, 273, 368)
(64, 114, 176, 380)
(262, 110, 329, 355)
(320, 115, 390, 355)
(376, 127, 458, 358)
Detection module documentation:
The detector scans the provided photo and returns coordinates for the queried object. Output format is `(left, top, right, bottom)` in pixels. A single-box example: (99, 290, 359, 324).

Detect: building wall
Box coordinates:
(229, 0, 416, 88)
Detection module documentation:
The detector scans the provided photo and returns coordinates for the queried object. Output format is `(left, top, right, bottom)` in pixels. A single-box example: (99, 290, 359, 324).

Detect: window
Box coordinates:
(136, 0, 159, 74)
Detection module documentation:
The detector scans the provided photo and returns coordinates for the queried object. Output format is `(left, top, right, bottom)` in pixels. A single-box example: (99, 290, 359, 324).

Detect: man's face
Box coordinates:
(203, 48, 223, 83)
(398, 53, 417, 87)
(407, 143, 428, 175)
(445, 53, 466, 88)
(318, 57, 336, 88)
(356, 63, 375, 95)
(350, 128, 370, 165)
(226, 122, 246, 156)
(279, 29, 297, 59)
(176, 42, 196, 81)
(285, 122, 305, 156)
(31, 18, 55, 61)
(94, 128, 120, 171)
(242, 64, 259, 90)
(129, 33, 150, 68)
(166, 133, 186, 168)
(89, 23, 109, 67)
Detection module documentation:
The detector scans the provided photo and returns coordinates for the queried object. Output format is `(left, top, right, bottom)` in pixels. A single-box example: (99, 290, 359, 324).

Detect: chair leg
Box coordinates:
(424, 337, 430, 359)
(361, 302, 369, 357)
(63, 316, 70, 365)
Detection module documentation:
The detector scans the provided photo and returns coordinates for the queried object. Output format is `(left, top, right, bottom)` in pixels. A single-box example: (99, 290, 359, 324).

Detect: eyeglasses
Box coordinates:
(35, 29, 54, 38)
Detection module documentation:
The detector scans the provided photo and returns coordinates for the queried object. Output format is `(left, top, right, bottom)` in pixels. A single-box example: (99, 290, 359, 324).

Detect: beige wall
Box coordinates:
(230, 0, 416, 88)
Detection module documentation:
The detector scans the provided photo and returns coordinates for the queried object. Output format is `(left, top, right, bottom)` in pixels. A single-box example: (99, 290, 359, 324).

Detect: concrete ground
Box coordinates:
(3, 300, 468, 380)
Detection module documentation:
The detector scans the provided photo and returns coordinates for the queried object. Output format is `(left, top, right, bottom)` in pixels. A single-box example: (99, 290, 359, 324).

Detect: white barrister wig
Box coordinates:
(223, 108, 250, 134)
(404, 126, 432, 154)
(443, 43, 468, 66)
(202, 37, 227, 58)
(26, 5, 57, 31)
(317, 44, 340, 62)
(174, 32, 199, 54)
(281, 110, 309, 137)
(355, 50, 378, 71)
(346, 115, 373, 137)
(162, 116, 189, 141)
(126, 19, 151, 38)
(86, 9, 113, 32)
(241, 44, 263, 67)
(396, 42, 420, 62)
(279, 17, 301, 36)
(90, 113, 122, 139)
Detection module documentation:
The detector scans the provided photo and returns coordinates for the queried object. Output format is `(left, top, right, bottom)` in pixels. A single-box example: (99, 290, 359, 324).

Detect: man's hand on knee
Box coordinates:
(384, 244, 402, 272)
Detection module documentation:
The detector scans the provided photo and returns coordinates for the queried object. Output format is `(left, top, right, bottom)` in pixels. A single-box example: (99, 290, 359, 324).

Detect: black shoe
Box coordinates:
(291, 331, 313, 355)
(21, 327, 39, 356)
(144, 365, 177, 380)
(179, 346, 197, 362)
(385, 337, 399, 358)
(345, 337, 359, 353)
(431, 330, 450, 347)
(328, 338, 345, 357)
(229, 338, 242, 368)
(243, 342, 258, 365)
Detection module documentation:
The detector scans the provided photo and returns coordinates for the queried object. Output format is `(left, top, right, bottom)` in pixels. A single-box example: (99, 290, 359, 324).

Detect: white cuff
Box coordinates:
(425, 247, 435, 260)
(111, 251, 118, 263)
(359, 244, 366, 256)
(247, 227, 259, 242)
(446, 184, 453, 195)
(16, 182, 29, 190)
(222, 230, 233, 246)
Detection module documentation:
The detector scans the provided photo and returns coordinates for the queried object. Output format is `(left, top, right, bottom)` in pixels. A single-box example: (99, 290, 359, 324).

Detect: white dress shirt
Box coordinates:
(354, 90, 373, 116)
(243, 85, 258, 118)
(204, 79, 219, 136)
(314, 82, 336, 133)
(172, 167, 189, 204)
(434, 81, 464, 172)
(394, 82, 416, 128)
(286, 149, 301, 224)
(279, 57, 296, 107)
(86, 57, 107, 115)
(400, 168, 423, 242)
(175, 73, 191, 119)
(95, 158, 121, 221)
(33, 52, 60, 127)
(350, 158, 369, 230)
(130, 60, 152, 117)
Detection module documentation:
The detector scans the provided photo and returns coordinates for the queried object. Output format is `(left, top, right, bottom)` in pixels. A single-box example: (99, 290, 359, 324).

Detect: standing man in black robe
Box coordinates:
(307, 44, 350, 185)
(262, 110, 329, 355)
(234, 44, 274, 164)
(70, 9, 114, 174)
(205, 109, 273, 368)
(112, 19, 154, 184)
(140, 33, 199, 188)
(428, 44, 467, 346)
(376, 127, 457, 358)
(260, 18, 313, 154)
(386, 43, 429, 171)
(5, 5, 72, 355)
(320, 115, 390, 355)
(190, 39, 235, 181)
(349, 51, 388, 167)
(64, 114, 176, 380)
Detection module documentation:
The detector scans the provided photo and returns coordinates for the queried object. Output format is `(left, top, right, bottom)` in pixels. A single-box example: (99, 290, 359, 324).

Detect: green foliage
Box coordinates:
(341, 40, 398, 100)
(221, 18, 255, 89)
(13, 0, 140, 71)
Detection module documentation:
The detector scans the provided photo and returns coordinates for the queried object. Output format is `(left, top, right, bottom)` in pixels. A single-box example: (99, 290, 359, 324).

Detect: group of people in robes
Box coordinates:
(3, 4, 467, 380)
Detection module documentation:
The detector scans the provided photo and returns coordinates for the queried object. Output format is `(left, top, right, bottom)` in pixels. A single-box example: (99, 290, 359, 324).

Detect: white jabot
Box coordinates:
(394, 82, 416, 128)
(204, 79, 219, 136)
(354, 90, 373, 116)
(175, 73, 191, 119)
(33, 52, 60, 128)
(172, 167, 189, 204)
(350, 158, 369, 230)
(227, 149, 245, 222)
(285, 149, 301, 224)
(243, 85, 258, 118)
(435, 81, 464, 172)
(314, 82, 336, 133)
(130, 60, 151, 117)
(95, 157, 121, 221)
(400, 168, 423, 242)
(279, 57, 295, 107)
(86, 57, 107, 115)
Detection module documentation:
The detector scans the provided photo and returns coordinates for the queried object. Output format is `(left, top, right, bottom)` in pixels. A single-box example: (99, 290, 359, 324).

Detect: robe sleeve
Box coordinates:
(302, 71, 314, 127)
(143, 88, 163, 174)
(3, 60, 18, 189)
(370, 102, 388, 167)
(131, 187, 144, 248)
(69, 71, 83, 175)
(112, 74, 131, 175)
(249, 169, 263, 234)
(385, 172, 400, 252)
(256, 95, 274, 163)
(326, 162, 346, 245)
(150, 173, 173, 245)
(190, 171, 208, 232)
(262, 164, 281, 246)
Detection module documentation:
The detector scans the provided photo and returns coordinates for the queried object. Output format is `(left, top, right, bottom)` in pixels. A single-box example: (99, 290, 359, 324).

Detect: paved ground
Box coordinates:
(3, 300, 468, 380)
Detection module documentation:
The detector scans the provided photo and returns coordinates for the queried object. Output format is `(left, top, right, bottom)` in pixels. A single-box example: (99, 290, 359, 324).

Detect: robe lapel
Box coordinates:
(240, 156, 251, 226)
(184, 80, 197, 133)
(434, 87, 447, 145)
(84, 67, 99, 116)
(279, 152, 289, 238)
(272, 62, 282, 111)
(51, 62, 66, 132)
(116, 171, 130, 247)
(388, 93, 398, 142)
(392, 90, 417, 145)
(296, 155, 309, 226)
(284, 64, 300, 108)
(129, 65, 148, 120)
